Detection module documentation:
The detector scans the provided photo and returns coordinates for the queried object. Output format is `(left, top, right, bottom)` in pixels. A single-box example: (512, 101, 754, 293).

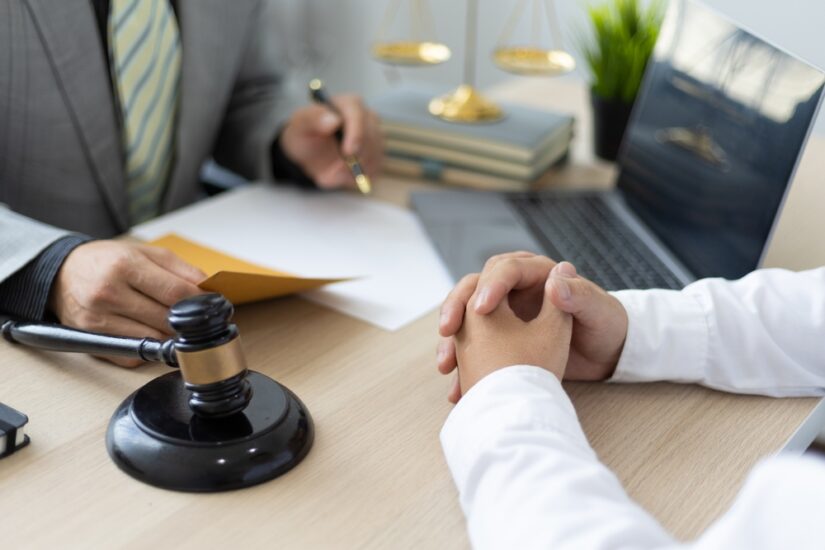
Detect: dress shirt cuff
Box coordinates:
(0, 235, 90, 321)
(270, 130, 317, 189)
(609, 288, 710, 385)
(441, 365, 594, 493)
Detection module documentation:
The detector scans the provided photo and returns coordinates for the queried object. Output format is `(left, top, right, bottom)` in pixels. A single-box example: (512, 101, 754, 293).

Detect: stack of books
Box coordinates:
(371, 87, 574, 190)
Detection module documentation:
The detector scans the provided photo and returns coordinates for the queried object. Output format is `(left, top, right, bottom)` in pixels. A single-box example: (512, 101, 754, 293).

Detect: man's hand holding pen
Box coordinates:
(280, 83, 383, 192)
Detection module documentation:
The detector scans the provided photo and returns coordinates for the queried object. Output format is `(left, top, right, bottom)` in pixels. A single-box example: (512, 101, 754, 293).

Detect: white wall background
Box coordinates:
(267, 0, 825, 133)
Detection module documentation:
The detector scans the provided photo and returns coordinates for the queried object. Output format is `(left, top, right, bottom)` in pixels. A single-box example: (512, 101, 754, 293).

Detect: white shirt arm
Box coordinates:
(610, 267, 825, 396)
(442, 366, 675, 550)
(441, 365, 825, 550)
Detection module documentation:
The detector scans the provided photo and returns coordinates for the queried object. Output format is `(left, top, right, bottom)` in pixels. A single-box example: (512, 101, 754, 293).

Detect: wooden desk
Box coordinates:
(1, 79, 823, 547)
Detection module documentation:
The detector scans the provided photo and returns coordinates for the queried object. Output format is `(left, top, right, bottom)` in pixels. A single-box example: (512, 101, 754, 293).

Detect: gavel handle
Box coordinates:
(1, 320, 178, 367)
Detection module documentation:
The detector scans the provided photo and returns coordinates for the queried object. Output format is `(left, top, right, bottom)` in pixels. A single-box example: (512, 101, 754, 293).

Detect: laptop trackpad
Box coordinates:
(423, 220, 543, 281)
(412, 190, 545, 280)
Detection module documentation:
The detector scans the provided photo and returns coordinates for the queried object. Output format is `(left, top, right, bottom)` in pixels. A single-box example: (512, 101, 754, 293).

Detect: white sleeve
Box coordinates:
(441, 366, 676, 550)
(609, 267, 825, 397)
(441, 365, 825, 550)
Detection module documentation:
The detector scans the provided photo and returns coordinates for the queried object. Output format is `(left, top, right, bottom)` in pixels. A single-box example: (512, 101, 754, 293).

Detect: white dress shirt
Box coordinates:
(441, 267, 825, 549)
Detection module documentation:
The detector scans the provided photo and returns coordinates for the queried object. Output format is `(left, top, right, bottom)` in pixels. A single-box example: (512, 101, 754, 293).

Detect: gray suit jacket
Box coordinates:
(0, 0, 286, 282)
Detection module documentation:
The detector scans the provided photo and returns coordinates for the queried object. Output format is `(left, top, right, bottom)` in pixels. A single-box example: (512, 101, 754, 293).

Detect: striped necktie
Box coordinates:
(108, 0, 181, 225)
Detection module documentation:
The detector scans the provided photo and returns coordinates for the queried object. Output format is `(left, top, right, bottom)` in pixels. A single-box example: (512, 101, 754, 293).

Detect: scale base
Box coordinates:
(429, 84, 504, 123)
(106, 371, 313, 492)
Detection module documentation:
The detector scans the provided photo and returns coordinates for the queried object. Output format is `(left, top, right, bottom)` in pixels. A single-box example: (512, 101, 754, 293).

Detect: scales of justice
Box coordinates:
(372, 0, 577, 123)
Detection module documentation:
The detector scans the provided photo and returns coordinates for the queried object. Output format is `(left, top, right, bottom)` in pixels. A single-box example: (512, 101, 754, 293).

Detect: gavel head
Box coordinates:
(168, 294, 252, 418)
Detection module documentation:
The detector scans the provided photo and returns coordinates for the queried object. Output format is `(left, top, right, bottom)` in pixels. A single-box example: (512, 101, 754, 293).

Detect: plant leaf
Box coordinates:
(575, 0, 664, 101)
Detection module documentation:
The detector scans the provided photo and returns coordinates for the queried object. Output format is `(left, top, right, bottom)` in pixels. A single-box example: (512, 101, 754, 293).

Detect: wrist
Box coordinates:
(271, 127, 315, 188)
(460, 357, 566, 395)
(277, 123, 299, 164)
(582, 292, 629, 381)
(0, 234, 90, 322)
(46, 244, 82, 319)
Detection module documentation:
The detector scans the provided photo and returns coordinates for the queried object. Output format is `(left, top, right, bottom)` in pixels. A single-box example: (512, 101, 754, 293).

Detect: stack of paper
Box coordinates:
(132, 184, 454, 331)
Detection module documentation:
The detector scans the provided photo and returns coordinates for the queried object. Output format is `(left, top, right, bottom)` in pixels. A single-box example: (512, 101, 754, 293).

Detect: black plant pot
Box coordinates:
(591, 92, 634, 162)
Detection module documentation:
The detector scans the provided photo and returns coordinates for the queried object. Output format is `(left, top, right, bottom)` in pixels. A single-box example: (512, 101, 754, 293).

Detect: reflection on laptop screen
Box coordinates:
(617, 0, 825, 280)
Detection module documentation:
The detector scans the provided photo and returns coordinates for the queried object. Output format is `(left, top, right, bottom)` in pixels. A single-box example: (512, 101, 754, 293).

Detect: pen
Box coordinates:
(308, 79, 372, 195)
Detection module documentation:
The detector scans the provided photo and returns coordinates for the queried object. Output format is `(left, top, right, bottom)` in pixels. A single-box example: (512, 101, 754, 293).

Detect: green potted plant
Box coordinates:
(579, 0, 664, 160)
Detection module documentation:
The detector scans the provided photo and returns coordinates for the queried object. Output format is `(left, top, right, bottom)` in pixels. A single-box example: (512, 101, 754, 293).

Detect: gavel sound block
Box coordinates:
(1, 294, 314, 492)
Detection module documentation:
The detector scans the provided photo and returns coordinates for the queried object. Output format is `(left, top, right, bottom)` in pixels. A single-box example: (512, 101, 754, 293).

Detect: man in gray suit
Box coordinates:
(0, 0, 382, 365)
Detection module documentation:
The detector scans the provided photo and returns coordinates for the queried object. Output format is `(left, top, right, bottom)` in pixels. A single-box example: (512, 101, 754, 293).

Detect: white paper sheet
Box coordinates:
(132, 184, 454, 331)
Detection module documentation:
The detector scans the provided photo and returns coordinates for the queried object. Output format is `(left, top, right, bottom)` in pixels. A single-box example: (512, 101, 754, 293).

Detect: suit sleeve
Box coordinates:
(0, 205, 72, 282)
(0, 206, 88, 319)
(211, 0, 288, 182)
(610, 267, 825, 397)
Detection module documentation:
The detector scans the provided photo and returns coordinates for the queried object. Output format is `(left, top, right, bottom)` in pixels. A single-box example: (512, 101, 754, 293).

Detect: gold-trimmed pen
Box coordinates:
(308, 79, 372, 195)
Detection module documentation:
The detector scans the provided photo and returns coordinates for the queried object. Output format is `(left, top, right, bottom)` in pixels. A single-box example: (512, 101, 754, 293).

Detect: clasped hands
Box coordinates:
(436, 252, 630, 402)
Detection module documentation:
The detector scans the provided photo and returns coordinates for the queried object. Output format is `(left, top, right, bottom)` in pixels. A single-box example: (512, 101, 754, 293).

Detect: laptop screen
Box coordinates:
(616, 0, 825, 280)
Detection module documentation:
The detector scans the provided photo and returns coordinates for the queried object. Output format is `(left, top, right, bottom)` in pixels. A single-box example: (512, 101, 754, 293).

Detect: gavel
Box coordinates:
(1, 294, 314, 493)
(3, 294, 252, 418)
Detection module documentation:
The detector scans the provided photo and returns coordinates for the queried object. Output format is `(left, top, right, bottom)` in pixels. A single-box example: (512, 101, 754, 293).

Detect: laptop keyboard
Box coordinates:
(507, 194, 683, 291)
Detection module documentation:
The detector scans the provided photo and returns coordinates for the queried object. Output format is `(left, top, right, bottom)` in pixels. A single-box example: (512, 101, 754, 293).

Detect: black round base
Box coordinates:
(106, 371, 313, 492)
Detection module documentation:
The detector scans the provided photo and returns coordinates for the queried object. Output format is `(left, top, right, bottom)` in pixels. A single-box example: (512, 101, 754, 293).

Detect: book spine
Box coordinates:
(385, 135, 571, 180)
(383, 153, 569, 192)
(381, 121, 573, 165)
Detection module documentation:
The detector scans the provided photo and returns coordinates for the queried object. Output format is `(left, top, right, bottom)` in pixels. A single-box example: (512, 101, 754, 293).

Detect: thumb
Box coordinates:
(295, 105, 342, 136)
(316, 110, 342, 135)
(546, 262, 613, 329)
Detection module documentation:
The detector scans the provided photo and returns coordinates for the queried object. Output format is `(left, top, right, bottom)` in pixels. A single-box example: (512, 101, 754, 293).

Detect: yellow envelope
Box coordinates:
(147, 233, 350, 305)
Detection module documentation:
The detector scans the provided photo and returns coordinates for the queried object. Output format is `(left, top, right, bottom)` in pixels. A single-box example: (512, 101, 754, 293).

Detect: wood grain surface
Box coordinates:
(1, 78, 822, 548)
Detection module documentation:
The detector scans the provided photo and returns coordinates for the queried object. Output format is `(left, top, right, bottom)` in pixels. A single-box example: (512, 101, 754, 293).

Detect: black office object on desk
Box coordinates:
(412, 0, 825, 290)
(1, 294, 314, 492)
(0, 402, 29, 458)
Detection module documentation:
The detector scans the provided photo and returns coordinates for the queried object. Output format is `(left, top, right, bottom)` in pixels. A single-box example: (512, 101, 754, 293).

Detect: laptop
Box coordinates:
(412, 0, 825, 290)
